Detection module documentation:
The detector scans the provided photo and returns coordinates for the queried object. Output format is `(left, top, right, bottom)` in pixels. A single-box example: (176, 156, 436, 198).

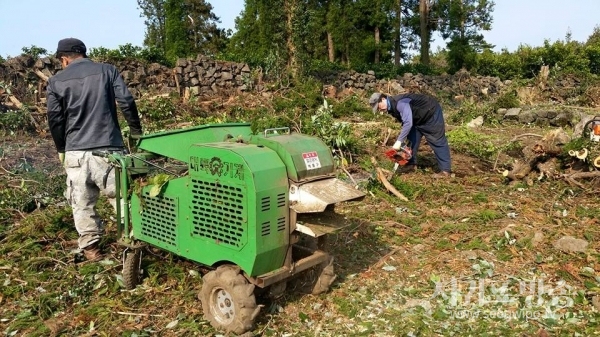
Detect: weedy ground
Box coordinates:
(1, 91, 599, 337)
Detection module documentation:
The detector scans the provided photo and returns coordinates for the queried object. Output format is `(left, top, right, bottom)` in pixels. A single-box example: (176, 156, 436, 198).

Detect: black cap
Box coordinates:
(56, 38, 87, 56)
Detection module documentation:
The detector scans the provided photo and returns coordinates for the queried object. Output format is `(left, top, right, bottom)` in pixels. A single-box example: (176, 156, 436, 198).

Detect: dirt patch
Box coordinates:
(1, 117, 599, 336)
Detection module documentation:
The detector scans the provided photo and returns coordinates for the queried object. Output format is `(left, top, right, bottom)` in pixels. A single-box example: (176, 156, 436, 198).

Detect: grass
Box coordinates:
(1, 97, 600, 336)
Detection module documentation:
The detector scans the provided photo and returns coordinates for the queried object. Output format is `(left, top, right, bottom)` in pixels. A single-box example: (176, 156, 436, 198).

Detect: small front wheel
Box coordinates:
(122, 248, 143, 290)
(199, 265, 261, 335)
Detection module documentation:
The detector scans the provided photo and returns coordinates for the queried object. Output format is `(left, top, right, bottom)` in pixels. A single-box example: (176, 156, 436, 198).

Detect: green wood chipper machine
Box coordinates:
(97, 123, 365, 335)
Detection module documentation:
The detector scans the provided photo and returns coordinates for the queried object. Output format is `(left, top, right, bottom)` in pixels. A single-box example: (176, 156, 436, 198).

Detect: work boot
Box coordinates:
(432, 171, 451, 179)
(398, 164, 417, 173)
(83, 243, 103, 262)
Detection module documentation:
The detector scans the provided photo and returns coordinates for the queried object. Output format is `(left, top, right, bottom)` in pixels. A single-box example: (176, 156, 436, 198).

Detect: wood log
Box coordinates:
(593, 155, 600, 169)
(370, 156, 409, 201)
(503, 128, 569, 181)
(562, 171, 600, 189)
(537, 157, 559, 180)
(34, 69, 49, 82)
(8, 95, 23, 109)
(172, 69, 181, 96)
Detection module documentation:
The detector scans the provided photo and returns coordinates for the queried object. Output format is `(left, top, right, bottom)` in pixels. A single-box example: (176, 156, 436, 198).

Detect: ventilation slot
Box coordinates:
(277, 217, 286, 232)
(261, 196, 270, 212)
(261, 221, 271, 236)
(140, 194, 178, 247)
(190, 179, 246, 247)
(277, 193, 286, 208)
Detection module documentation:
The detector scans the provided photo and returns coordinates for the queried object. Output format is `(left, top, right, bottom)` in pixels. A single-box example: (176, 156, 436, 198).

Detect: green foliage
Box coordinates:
(585, 43, 600, 75)
(0, 109, 36, 135)
(474, 48, 522, 80)
(138, 0, 227, 64)
(331, 95, 372, 119)
(475, 34, 599, 79)
(437, 0, 495, 72)
(446, 126, 499, 161)
(446, 37, 478, 72)
(164, 0, 190, 62)
(88, 44, 170, 66)
(0, 170, 65, 225)
(447, 100, 495, 125)
(21, 45, 48, 58)
(136, 96, 178, 130)
(493, 90, 520, 110)
(304, 99, 354, 152)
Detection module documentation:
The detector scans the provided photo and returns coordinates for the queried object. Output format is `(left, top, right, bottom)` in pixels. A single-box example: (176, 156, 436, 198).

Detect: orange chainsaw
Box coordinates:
(385, 146, 412, 179)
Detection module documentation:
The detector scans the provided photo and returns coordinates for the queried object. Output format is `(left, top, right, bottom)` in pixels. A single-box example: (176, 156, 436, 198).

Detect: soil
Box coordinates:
(1, 116, 600, 336)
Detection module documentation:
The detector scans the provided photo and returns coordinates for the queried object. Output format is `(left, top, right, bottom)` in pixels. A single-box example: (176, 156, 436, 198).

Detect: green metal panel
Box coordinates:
(250, 134, 335, 182)
(131, 141, 289, 277)
(130, 180, 184, 253)
(136, 123, 253, 162)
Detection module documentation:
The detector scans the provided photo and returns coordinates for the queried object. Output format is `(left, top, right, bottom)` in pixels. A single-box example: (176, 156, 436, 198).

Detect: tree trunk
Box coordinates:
(394, 0, 402, 66)
(327, 31, 335, 62)
(374, 26, 380, 64)
(285, 0, 298, 79)
(419, 0, 430, 65)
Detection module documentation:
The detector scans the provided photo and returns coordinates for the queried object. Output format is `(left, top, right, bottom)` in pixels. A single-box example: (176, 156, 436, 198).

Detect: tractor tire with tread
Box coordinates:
(199, 265, 260, 335)
(122, 249, 142, 290)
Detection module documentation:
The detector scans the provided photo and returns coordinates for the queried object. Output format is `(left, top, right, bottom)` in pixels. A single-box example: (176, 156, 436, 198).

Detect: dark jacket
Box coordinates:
(388, 93, 440, 126)
(47, 58, 142, 153)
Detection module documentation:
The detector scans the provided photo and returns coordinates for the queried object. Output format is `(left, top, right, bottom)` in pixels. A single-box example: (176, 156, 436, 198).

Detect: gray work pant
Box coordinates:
(64, 151, 118, 249)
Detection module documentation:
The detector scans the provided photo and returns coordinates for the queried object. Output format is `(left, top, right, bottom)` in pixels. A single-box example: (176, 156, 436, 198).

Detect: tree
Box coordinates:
(393, 0, 403, 65)
(137, 0, 167, 51)
(437, 0, 495, 72)
(419, 0, 431, 65)
(227, 0, 288, 70)
(137, 0, 226, 61)
(164, 0, 189, 61)
(402, 0, 439, 66)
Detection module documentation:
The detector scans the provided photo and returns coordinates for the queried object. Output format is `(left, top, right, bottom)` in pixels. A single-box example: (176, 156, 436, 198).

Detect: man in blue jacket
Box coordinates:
(47, 38, 143, 261)
(370, 92, 452, 178)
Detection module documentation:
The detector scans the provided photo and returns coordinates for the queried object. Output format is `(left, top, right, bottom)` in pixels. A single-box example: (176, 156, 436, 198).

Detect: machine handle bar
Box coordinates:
(91, 150, 110, 158)
(264, 127, 290, 137)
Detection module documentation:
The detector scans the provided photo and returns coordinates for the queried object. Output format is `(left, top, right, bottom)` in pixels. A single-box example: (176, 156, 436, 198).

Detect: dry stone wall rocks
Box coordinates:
(0, 54, 252, 102)
(496, 107, 579, 127)
(325, 68, 506, 100)
(0, 55, 595, 130)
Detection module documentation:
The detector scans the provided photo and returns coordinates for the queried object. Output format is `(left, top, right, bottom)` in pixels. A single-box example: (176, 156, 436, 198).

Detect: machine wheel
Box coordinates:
(199, 265, 260, 335)
(122, 248, 143, 290)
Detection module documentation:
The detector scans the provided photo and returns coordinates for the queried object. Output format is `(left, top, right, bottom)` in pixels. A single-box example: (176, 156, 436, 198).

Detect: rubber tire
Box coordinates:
(122, 249, 142, 290)
(199, 265, 260, 335)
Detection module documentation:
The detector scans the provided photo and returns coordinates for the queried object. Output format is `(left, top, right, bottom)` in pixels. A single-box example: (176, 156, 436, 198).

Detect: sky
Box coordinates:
(0, 0, 599, 58)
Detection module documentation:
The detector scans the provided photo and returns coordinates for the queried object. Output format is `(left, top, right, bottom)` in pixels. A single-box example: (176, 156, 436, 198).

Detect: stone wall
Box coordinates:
(0, 54, 252, 102)
(1, 54, 597, 130)
(323, 69, 507, 99)
(499, 107, 577, 127)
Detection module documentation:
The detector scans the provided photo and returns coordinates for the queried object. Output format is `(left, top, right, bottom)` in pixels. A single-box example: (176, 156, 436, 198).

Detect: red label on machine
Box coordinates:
(302, 151, 322, 170)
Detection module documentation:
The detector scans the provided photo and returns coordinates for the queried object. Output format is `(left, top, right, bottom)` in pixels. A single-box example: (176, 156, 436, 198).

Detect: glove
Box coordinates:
(393, 140, 409, 150)
(58, 152, 65, 165)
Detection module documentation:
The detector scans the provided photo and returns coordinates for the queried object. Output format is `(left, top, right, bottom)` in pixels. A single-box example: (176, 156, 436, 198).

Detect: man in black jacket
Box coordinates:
(47, 38, 143, 261)
(370, 92, 451, 177)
